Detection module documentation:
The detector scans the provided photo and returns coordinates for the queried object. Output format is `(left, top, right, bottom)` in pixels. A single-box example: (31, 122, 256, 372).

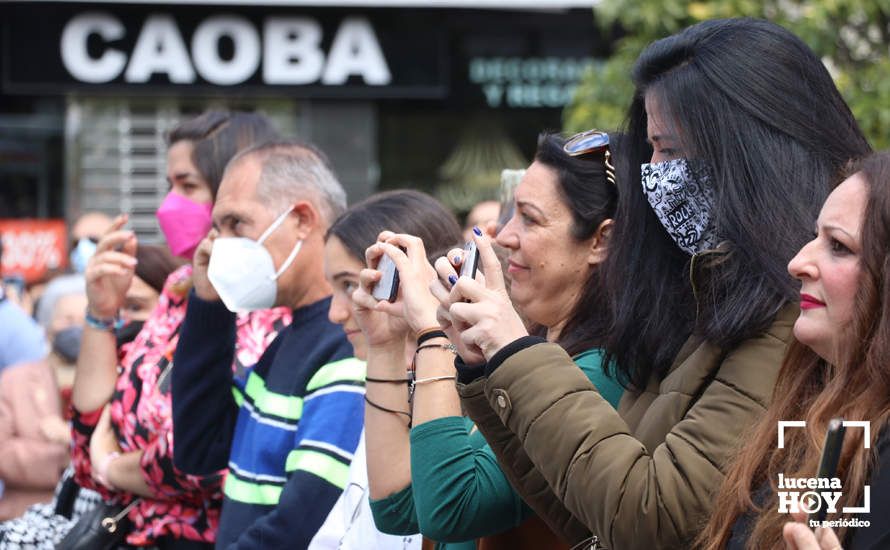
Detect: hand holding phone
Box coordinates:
(371, 253, 400, 302)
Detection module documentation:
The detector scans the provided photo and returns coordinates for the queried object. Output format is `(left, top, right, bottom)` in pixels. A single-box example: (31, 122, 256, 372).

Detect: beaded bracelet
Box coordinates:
(85, 309, 120, 332)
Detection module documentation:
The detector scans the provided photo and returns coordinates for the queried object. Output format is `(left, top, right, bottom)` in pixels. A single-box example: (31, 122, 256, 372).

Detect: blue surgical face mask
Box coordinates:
(640, 158, 720, 255)
(52, 326, 83, 364)
(69, 238, 98, 273)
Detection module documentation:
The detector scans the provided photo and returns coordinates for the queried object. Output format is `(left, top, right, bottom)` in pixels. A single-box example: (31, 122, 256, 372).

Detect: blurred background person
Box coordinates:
(68, 211, 113, 275)
(0, 273, 86, 521)
(0, 244, 175, 547)
(34, 274, 87, 402)
(0, 240, 45, 372)
(462, 199, 499, 242)
(116, 244, 184, 344)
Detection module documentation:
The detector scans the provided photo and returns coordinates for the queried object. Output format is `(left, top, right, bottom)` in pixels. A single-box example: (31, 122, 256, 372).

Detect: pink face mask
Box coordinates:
(156, 192, 213, 259)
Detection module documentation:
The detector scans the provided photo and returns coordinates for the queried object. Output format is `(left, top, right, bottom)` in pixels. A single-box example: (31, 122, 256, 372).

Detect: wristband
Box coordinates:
(94, 451, 121, 489)
(417, 329, 447, 346)
(85, 309, 121, 332)
(365, 376, 408, 384)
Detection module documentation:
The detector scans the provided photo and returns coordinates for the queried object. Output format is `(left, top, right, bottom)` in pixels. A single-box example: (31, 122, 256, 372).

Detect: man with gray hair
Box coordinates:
(172, 141, 364, 549)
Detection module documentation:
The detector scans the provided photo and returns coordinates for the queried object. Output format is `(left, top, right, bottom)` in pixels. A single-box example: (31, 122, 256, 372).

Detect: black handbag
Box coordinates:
(55, 499, 138, 550)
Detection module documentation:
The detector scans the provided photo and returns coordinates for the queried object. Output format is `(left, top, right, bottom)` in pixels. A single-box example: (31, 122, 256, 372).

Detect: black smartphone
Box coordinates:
(459, 241, 480, 280)
(371, 253, 399, 302)
(810, 418, 846, 526)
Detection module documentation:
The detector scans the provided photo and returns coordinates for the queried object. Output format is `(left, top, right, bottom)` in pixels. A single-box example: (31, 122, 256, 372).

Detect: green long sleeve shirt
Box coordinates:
(369, 348, 622, 549)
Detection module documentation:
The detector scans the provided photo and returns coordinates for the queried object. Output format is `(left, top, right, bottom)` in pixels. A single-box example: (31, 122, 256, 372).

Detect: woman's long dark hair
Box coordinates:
(533, 132, 619, 358)
(605, 18, 871, 391)
(326, 190, 463, 265)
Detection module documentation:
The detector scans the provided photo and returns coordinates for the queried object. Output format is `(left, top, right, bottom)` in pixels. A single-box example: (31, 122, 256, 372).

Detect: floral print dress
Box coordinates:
(71, 265, 291, 546)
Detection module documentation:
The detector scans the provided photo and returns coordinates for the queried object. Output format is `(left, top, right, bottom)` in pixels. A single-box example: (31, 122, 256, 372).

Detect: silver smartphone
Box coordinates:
(371, 254, 399, 302)
(459, 241, 480, 280)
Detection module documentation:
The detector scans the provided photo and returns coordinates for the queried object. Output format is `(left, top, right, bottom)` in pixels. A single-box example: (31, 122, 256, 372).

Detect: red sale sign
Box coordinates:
(0, 219, 68, 283)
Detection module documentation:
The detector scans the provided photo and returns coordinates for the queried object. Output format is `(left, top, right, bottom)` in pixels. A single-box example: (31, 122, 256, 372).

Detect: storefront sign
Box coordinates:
(4, 3, 605, 107)
(469, 57, 594, 108)
(0, 219, 68, 283)
(61, 13, 392, 86)
(2, 6, 446, 97)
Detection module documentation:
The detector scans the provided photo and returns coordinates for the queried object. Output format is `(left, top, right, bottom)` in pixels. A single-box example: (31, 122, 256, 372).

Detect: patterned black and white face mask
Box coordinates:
(641, 158, 719, 255)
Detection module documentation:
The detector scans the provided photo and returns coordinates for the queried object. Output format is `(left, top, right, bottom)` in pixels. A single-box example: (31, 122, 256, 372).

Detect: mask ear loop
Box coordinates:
(256, 205, 295, 244)
(256, 205, 302, 281)
(272, 240, 303, 280)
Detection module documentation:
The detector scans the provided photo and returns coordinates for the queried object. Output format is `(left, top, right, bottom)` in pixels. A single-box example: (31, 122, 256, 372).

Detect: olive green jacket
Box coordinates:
(456, 304, 798, 550)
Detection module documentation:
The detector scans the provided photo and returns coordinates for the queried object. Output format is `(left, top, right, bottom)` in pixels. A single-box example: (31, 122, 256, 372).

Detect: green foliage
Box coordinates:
(564, 0, 890, 149)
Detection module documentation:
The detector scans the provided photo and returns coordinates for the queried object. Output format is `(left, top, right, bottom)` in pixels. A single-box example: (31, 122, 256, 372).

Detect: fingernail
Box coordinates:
(448, 275, 458, 285)
(473, 226, 482, 236)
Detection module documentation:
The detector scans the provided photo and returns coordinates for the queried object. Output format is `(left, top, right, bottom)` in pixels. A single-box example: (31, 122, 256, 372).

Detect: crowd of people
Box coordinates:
(0, 15, 887, 550)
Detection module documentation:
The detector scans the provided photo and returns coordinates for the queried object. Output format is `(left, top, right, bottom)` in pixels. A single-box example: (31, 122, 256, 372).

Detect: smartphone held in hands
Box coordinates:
(459, 241, 480, 280)
(810, 418, 846, 527)
(372, 254, 400, 302)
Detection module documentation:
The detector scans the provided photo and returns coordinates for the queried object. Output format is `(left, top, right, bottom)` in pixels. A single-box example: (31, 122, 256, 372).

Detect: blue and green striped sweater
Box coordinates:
(172, 293, 364, 549)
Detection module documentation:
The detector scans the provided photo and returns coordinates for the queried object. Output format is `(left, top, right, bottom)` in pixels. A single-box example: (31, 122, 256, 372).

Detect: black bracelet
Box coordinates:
(364, 395, 412, 423)
(417, 330, 447, 346)
(365, 376, 408, 384)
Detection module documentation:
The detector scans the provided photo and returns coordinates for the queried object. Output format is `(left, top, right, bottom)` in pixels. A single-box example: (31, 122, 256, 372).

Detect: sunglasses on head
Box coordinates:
(563, 130, 616, 185)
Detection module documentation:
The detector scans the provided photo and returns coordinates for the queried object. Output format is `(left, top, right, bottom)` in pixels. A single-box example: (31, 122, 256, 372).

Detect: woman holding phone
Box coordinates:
(311, 189, 461, 549)
(361, 132, 624, 549)
(699, 152, 890, 549)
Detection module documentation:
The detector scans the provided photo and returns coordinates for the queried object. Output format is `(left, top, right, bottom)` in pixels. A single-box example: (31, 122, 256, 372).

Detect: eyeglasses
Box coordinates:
(563, 129, 616, 185)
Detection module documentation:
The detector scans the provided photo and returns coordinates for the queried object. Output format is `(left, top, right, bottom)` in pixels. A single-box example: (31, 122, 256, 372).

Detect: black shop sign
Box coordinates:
(2, 5, 447, 97)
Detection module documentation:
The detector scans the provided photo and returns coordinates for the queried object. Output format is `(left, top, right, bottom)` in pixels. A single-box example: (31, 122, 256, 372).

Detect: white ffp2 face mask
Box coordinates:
(208, 206, 302, 312)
